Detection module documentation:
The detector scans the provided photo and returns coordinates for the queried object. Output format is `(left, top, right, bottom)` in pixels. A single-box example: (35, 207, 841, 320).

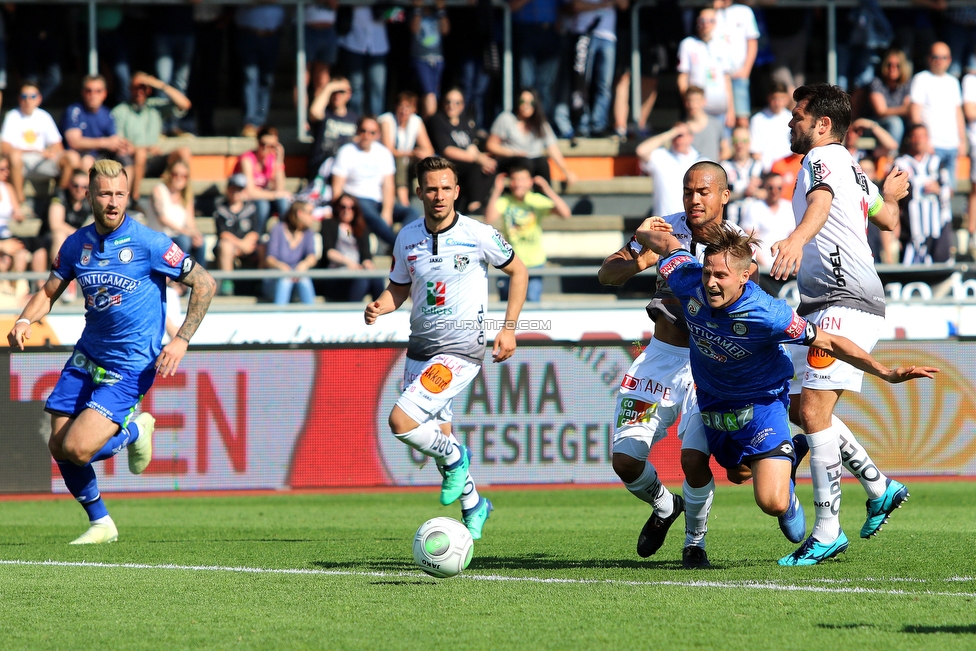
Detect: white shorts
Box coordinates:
(611, 338, 709, 459)
(396, 354, 482, 425)
(21, 152, 61, 180)
(790, 306, 884, 394)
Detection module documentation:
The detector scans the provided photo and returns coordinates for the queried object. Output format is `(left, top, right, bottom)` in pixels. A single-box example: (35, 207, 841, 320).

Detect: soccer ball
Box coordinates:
(413, 517, 474, 578)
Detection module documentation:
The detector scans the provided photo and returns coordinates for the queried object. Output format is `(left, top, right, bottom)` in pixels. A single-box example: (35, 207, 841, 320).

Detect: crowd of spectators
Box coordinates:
(1, 0, 976, 308)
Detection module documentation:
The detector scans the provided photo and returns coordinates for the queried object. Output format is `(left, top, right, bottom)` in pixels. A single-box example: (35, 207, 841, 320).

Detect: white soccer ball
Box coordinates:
(413, 517, 474, 578)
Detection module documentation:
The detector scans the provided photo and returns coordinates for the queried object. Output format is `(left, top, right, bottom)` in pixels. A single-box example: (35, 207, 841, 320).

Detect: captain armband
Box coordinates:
(867, 194, 885, 218)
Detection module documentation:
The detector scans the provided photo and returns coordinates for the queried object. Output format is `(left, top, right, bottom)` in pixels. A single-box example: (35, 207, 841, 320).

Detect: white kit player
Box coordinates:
(600, 161, 752, 569)
(771, 84, 911, 566)
(365, 156, 527, 540)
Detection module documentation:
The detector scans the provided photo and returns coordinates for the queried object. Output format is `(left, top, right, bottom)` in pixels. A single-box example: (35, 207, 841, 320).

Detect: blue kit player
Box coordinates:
(635, 219, 937, 562)
(7, 160, 216, 544)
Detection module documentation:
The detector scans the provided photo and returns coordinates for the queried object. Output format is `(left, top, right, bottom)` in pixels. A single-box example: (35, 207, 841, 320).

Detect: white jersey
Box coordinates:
(390, 213, 515, 364)
(629, 212, 747, 329)
(792, 143, 886, 318)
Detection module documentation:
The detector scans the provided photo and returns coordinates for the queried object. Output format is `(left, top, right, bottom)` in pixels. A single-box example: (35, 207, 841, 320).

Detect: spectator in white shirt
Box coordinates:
(0, 82, 73, 205)
(636, 122, 701, 216)
(331, 115, 419, 246)
(677, 7, 735, 128)
(713, 0, 759, 128)
(749, 81, 792, 172)
(961, 69, 976, 258)
(910, 42, 966, 188)
(737, 172, 794, 267)
(721, 125, 764, 225)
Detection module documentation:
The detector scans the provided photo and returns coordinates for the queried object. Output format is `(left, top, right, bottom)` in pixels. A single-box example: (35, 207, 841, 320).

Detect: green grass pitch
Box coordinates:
(0, 481, 973, 651)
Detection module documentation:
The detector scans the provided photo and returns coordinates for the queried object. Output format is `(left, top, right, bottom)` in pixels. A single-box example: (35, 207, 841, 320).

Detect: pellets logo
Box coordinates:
(807, 346, 836, 369)
(426, 281, 446, 306)
(420, 363, 453, 394)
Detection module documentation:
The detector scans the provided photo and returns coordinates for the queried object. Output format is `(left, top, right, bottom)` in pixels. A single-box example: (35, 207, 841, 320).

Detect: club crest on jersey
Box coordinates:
(811, 160, 830, 185)
(454, 254, 470, 272)
(80, 244, 93, 266)
(732, 322, 748, 335)
(163, 242, 184, 267)
(118, 248, 133, 263)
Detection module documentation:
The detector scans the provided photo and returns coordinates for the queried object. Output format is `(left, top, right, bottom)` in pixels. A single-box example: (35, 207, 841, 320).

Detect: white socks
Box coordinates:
(395, 421, 462, 466)
(624, 461, 673, 516)
(833, 415, 888, 499)
(806, 426, 843, 542)
(683, 479, 714, 549)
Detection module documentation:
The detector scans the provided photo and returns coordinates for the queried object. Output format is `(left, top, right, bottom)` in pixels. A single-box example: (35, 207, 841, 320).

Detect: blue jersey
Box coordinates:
(658, 250, 816, 402)
(53, 216, 191, 371)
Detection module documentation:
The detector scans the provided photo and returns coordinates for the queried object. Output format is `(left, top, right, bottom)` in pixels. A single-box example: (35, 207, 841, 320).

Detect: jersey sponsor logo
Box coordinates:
(852, 163, 869, 194)
(163, 242, 185, 267)
(491, 232, 513, 254)
(785, 313, 807, 339)
(81, 244, 93, 266)
(732, 322, 748, 335)
(687, 298, 701, 316)
(426, 281, 446, 306)
(729, 311, 750, 318)
(811, 160, 830, 185)
(700, 405, 754, 432)
(616, 398, 658, 427)
(659, 254, 693, 279)
(807, 346, 836, 370)
(407, 255, 418, 261)
(113, 236, 131, 246)
(419, 363, 453, 394)
(118, 248, 133, 263)
(405, 238, 430, 250)
(687, 323, 750, 360)
(98, 259, 111, 266)
(695, 341, 727, 363)
(444, 237, 475, 248)
(454, 254, 470, 272)
(429, 257, 443, 263)
(619, 375, 674, 399)
(86, 287, 124, 311)
(181, 256, 193, 276)
(829, 245, 847, 287)
(76, 272, 140, 292)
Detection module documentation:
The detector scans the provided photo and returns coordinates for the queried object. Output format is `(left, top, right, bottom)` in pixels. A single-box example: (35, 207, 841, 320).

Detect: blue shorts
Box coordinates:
(697, 383, 795, 470)
(45, 349, 155, 427)
(412, 58, 445, 96)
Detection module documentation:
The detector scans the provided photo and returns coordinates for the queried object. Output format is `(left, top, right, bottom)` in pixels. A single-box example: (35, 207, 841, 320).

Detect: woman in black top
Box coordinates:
(424, 87, 496, 213)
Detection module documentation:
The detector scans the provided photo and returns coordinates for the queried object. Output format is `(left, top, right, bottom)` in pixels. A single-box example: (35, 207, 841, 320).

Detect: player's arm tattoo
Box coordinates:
(176, 264, 216, 343)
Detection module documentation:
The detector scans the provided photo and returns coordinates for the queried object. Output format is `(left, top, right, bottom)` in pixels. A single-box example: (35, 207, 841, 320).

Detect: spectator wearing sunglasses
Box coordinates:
(0, 81, 72, 206)
(331, 116, 419, 246)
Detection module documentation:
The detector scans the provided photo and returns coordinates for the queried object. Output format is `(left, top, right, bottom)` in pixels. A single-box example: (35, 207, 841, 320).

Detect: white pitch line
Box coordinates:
(1, 560, 974, 599)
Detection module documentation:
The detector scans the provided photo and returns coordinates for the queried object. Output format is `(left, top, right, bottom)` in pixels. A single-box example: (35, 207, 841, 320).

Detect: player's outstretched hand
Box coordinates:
(492, 328, 516, 363)
(156, 338, 188, 378)
(770, 235, 803, 280)
(364, 301, 382, 325)
(7, 321, 31, 350)
(885, 365, 939, 384)
(882, 167, 910, 203)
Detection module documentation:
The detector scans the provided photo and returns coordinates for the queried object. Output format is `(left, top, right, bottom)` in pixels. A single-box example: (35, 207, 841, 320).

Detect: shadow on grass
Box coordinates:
(902, 625, 976, 634)
(311, 554, 767, 572)
(817, 623, 882, 630)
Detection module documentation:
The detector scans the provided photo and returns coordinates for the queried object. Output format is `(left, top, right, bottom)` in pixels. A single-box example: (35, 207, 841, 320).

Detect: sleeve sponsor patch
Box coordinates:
(163, 242, 185, 267)
(658, 253, 693, 279)
(810, 159, 830, 186)
(802, 321, 817, 345)
(785, 312, 807, 340)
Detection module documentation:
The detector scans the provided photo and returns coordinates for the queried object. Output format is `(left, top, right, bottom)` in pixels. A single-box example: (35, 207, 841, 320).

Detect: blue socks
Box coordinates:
(56, 460, 108, 522)
(90, 421, 139, 463)
(57, 422, 138, 522)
